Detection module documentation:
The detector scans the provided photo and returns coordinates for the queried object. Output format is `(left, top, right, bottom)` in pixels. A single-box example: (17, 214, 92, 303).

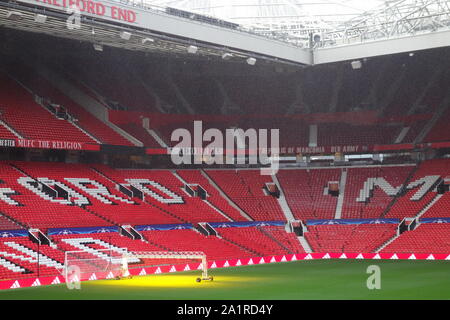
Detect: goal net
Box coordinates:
(64, 250, 212, 282)
(64, 248, 131, 282)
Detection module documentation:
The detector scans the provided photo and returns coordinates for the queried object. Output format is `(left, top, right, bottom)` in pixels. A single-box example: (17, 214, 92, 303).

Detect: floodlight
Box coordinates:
(246, 57, 257, 66)
(351, 60, 362, 70)
(34, 14, 47, 24)
(119, 31, 132, 41)
(187, 45, 198, 54)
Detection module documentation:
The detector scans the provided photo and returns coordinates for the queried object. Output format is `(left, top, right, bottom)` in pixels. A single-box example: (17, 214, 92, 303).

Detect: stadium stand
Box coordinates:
(0, 216, 21, 231)
(257, 226, 306, 254)
(341, 166, 414, 219)
(141, 229, 254, 261)
(206, 170, 286, 221)
(0, 1, 450, 293)
(381, 223, 450, 254)
(176, 170, 248, 221)
(67, 58, 159, 113)
(11, 68, 134, 146)
(277, 168, 340, 220)
(217, 227, 294, 256)
(0, 125, 17, 140)
(425, 107, 450, 143)
(317, 123, 401, 146)
(421, 193, 450, 218)
(0, 162, 110, 230)
(115, 123, 161, 148)
(0, 236, 64, 279)
(94, 166, 237, 223)
(0, 73, 96, 143)
(385, 159, 449, 219)
(13, 161, 182, 227)
(305, 224, 398, 253)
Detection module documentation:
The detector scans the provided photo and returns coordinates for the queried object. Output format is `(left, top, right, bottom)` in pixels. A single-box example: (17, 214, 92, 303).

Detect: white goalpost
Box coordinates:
(64, 249, 213, 282)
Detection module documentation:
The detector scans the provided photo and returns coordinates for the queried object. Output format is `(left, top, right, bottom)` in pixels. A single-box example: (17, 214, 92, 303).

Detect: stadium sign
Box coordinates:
(17, 139, 83, 150)
(0, 139, 15, 147)
(18, 0, 137, 24)
(0, 138, 100, 151)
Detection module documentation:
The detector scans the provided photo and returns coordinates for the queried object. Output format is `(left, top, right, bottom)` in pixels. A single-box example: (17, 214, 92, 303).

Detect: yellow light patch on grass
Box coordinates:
(87, 274, 259, 289)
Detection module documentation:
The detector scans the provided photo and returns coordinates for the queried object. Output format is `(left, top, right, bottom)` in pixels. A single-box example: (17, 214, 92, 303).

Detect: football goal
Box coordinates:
(64, 249, 213, 282)
(123, 251, 213, 282)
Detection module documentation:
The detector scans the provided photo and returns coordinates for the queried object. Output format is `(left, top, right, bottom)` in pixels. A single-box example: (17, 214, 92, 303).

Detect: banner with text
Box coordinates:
(0, 138, 100, 151)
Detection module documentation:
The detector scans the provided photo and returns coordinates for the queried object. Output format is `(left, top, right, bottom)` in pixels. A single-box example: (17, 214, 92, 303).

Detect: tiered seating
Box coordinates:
(15, 162, 181, 226)
(13, 69, 134, 146)
(261, 226, 305, 254)
(117, 123, 161, 148)
(218, 227, 291, 256)
(96, 167, 232, 223)
(51, 232, 176, 267)
(176, 170, 248, 221)
(0, 236, 64, 279)
(0, 73, 95, 143)
(305, 224, 397, 253)
(381, 223, 450, 254)
(318, 123, 401, 146)
(75, 61, 158, 113)
(155, 119, 231, 148)
(342, 166, 413, 219)
(421, 193, 450, 218)
(219, 76, 294, 115)
(0, 163, 109, 230)
(0, 124, 17, 140)
(401, 120, 427, 143)
(277, 169, 340, 220)
(141, 229, 252, 261)
(0, 215, 21, 231)
(239, 118, 310, 148)
(207, 170, 286, 221)
(386, 159, 450, 219)
(426, 107, 450, 142)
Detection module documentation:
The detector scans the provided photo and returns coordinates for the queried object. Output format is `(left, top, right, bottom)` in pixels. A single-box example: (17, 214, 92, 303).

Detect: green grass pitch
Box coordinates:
(0, 260, 448, 300)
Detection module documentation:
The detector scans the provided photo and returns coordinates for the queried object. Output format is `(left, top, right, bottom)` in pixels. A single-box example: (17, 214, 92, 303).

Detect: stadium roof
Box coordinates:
(1, 0, 449, 66)
(146, 0, 450, 47)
